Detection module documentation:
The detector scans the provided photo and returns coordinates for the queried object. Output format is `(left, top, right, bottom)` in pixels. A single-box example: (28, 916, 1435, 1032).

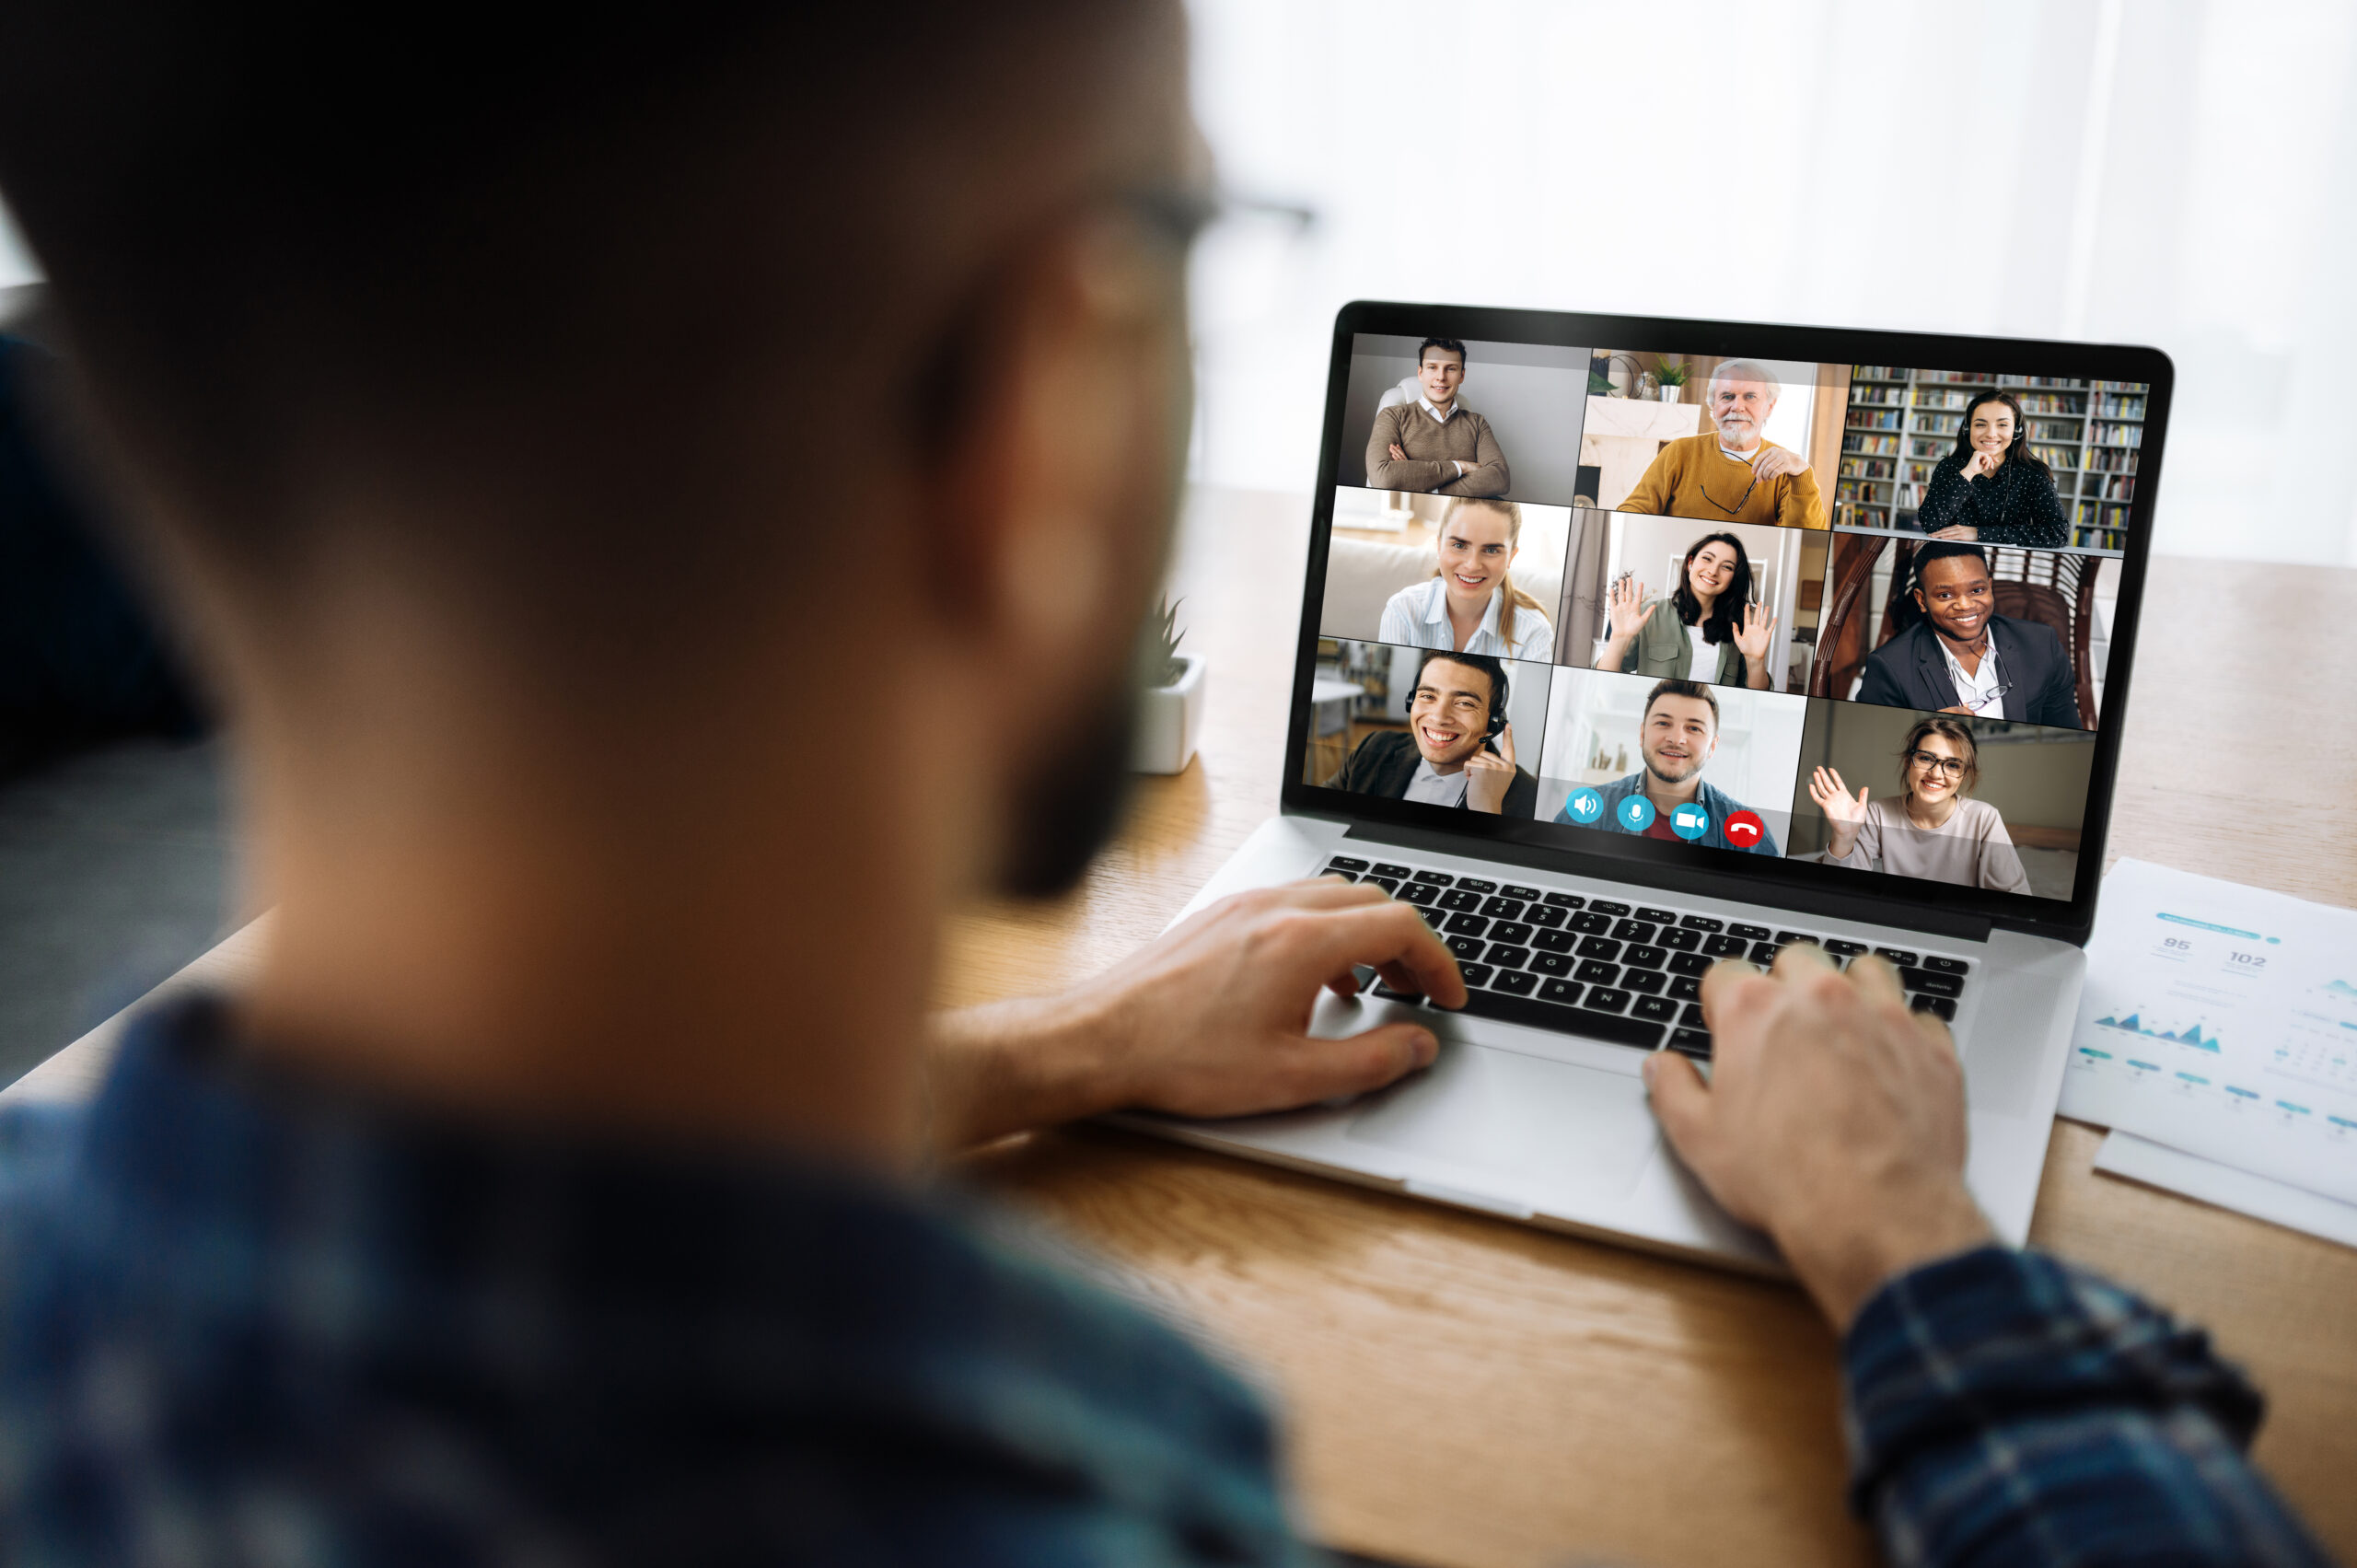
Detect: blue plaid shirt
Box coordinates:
(0, 998, 2332, 1565)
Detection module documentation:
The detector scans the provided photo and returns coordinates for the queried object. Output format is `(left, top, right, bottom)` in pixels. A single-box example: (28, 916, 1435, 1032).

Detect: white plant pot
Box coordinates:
(1132, 654, 1206, 775)
(1659, 385, 1683, 403)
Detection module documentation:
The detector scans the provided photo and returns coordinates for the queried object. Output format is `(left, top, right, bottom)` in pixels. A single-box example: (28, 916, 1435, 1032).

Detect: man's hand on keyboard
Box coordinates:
(1642, 945, 1993, 1329)
(926, 880, 1460, 1149)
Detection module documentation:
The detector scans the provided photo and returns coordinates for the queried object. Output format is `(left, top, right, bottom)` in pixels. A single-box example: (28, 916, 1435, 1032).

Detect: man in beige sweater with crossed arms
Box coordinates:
(1364, 335, 1510, 496)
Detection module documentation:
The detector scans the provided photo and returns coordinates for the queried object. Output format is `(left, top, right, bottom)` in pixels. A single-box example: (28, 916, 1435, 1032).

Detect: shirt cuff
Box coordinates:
(1840, 1246, 2263, 1516)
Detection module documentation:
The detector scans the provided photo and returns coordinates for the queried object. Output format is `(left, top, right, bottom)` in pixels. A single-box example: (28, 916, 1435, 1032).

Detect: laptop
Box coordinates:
(1116, 304, 2167, 1272)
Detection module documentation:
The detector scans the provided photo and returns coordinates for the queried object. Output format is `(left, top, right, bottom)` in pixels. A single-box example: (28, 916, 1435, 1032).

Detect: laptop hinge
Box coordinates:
(1335, 819, 1996, 944)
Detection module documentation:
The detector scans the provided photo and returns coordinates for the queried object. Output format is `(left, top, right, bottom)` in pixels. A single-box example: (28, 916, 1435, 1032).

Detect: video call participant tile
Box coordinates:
(1580, 351, 1843, 531)
(1786, 702, 2096, 902)
(1567, 513, 1812, 693)
(1304, 639, 1550, 819)
(1319, 489, 1576, 665)
(1335, 335, 1589, 509)
(1534, 668, 1805, 854)
(1814, 536, 2098, 730)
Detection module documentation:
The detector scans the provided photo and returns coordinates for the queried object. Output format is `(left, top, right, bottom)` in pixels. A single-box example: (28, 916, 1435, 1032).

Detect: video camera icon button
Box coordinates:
(1564, 787, 1605, 825)
(1617, 795, 1655, 832)
(1668, 802, 1710, 841)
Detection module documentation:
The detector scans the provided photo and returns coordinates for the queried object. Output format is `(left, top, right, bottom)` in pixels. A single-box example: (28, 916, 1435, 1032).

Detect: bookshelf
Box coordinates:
(1836, 366, 2144, 551)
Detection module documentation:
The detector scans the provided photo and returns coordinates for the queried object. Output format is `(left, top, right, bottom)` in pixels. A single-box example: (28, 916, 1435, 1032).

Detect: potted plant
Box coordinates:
(1655, 357, 1689, 403)
(1132, 596, 1205, 775)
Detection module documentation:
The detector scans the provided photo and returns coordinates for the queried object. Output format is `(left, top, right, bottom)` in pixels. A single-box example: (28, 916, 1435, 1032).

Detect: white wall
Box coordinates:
(1187, 0, 2357, 566)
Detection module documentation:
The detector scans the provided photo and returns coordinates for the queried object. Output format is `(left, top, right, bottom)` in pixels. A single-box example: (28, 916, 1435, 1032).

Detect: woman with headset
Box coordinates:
(1376, 496, 1554, 662)
(1594, 529, 1779, 690)
(1913, 389, 2071, 547)
(1806, 715, 2033, 894)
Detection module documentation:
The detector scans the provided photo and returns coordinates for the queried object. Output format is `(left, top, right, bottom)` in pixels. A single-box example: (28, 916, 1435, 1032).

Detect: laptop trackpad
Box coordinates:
(1346, 1042, 1659, 1197)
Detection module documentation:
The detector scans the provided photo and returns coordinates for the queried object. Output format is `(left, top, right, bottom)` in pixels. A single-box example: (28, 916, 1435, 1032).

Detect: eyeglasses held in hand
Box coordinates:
(1698, 463, 1762, 516)
(1956, 681, 2013, 714)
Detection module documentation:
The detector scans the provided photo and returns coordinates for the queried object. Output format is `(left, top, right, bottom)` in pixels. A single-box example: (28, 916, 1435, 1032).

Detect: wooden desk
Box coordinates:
(937, 488, 2357, 1568)
(15, 489, 2353, 1568)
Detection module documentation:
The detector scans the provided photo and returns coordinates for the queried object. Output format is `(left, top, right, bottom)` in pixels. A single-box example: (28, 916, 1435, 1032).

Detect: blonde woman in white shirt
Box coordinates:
(1376, 497, 1554, 662)
(1808, 716, 2033, 895)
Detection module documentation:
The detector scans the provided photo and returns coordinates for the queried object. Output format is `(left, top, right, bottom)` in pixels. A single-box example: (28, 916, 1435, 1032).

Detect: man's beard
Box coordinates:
(993, 670, 1139, 900)
(1644, 749, 1701, 786)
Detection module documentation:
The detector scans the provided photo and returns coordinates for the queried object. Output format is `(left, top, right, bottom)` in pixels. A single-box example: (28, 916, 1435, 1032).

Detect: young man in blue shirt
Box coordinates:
(1557, 679, 1783, 854)
(0, 2, 2329, 1564)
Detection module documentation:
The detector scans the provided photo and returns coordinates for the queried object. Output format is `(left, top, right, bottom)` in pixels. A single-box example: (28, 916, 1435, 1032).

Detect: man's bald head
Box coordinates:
(0, 3, 1191, 601)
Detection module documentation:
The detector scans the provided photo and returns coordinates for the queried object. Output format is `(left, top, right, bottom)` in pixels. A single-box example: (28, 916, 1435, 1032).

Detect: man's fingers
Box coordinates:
(1280, 877, 1398, 909)
(1274, 900, 1467, 1009)
(1910, 1005, 1957, 1055)
(1370, 958, 1431, 997)
(1310, 1014, 1433, 1089)
(1699, 955, 1768, 1028)
(1770, 941, 1837, 982)
(1286, 1022, 1440, 1102)
(1495, 720, 1516, 769)
(1845, 952, 1907, 1008)
(1641, 1050, 1714, 1159)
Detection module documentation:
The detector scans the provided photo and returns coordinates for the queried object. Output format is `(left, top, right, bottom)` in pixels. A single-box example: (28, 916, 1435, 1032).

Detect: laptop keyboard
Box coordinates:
(1319, 856, 1969, 1059)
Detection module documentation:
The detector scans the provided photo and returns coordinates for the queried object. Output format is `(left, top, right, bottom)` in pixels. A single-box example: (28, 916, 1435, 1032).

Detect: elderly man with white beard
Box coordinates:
(1619, 357, 1829, 529)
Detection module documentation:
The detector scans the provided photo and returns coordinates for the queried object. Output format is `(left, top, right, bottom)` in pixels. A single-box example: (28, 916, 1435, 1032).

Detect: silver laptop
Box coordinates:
(1118, 305, 2167, 1272)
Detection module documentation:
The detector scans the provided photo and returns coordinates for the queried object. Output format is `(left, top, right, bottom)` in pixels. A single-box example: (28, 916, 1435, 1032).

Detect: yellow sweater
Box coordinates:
(1619, 433, 1828, 529)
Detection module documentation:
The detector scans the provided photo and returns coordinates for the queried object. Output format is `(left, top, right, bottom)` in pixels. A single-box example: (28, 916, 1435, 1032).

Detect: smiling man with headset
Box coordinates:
(1323, 649, 1538, 816)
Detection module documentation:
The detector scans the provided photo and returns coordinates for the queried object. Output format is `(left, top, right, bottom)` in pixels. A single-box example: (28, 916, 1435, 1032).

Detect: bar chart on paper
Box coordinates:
(2062, 860, 2357, 1206)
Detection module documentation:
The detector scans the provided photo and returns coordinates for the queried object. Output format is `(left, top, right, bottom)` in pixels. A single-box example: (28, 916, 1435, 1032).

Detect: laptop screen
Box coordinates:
(1289, 308, 2167, 935)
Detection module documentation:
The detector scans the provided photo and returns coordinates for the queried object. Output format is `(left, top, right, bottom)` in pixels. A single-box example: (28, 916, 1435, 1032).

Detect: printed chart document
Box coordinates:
(2095, 1132, 2357, 1249)
(2060, 859, 2357, 1207)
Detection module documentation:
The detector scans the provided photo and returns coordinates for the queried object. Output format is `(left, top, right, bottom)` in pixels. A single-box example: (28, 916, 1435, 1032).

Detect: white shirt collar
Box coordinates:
(1418, 393, 1458, 424)
(1404, 756, 1470, 805)
(1937, 631, 2003, 708)
(1411, 575, 1504, 646)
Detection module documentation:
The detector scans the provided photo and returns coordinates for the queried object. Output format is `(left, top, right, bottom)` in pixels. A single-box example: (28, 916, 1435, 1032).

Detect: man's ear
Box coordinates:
(918, 214, 1189, 670)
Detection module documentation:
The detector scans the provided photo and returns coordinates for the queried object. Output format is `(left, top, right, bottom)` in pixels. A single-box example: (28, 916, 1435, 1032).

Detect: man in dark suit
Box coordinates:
(1324, 650, 1538, 815)
(1855, 543, 2084, 728)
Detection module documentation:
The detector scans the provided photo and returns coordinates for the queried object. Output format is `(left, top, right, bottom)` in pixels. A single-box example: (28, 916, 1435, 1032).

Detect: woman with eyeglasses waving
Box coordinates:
(1807, 716, 2032, 894)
